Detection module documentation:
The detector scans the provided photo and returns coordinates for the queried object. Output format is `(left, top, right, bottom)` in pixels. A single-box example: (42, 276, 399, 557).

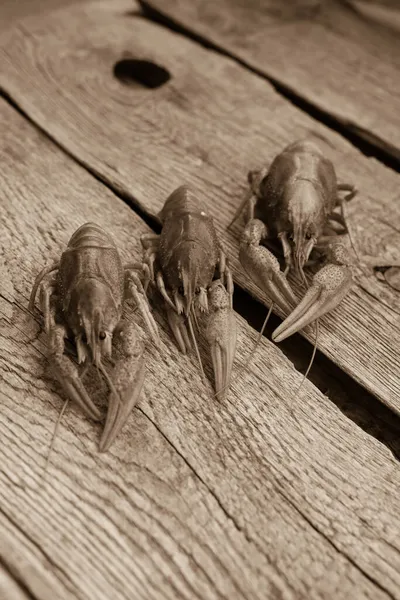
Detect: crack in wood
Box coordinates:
(275, 486, 396, 600)
(0, 506, 75, 592)
(136, 406, 252, 541)
(136, 407, 396, 599)
(0, 554, 38, 600)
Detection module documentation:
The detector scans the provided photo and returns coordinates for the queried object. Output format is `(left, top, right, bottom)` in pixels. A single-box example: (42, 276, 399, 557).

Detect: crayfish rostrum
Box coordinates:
(141, 185, 237, 398)
(29, 222, 159, 452)
(233, 140, 357, 341)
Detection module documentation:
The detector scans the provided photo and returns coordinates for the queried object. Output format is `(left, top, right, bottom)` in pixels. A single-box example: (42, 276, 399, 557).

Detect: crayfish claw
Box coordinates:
(205, 280, 237, 399)
(166, 308, 191, 354)
(49, 325, 102, 421)
(99, 322, 146, 452)
(55, 371, 102, 421)
(272, 262, 353, 342)
(239, 222, 297, 313)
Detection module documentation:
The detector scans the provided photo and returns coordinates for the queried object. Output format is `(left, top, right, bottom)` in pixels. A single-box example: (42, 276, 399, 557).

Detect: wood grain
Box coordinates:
(1, 98, 400, 599)
(140, 0, 400, 161)
(0, 0, 82, 31)
(0, 561, 31, 600)
(0, 0, 398, 413)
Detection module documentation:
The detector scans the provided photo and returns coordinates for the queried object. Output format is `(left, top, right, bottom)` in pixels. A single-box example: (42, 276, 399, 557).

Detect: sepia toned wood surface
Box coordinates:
(140, 0, 400, 161)
(0, 1, 399, 599)
(0, 564, 31, 600)
(1, 93, 400, 600)
(1, 0, 399, 414)
(0, 0, 81, 31)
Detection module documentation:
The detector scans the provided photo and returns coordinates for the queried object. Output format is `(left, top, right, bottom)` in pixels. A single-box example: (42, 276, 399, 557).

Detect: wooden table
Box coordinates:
(1, 1, 399, 598)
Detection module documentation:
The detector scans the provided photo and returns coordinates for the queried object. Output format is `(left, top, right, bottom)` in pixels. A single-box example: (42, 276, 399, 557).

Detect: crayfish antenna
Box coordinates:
(285, 269, 318, 444)
(98, 361, 123, 408)
(188, 311, 206, 383)
(285, 320, 319, 445)
(192, 306, 200, 332)
(43, 399, 69, 480)
(299, 264, 308, 290)
(241, 304, 274, 375)
(12, 398, 70, 491)
(295, 320, 319, 398)
(296, 265, 318, 393)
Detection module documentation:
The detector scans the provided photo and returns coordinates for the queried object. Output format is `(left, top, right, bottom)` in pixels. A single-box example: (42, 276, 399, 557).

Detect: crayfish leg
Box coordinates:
(335, 183, 360, 262)
(38, 276, 58, 335)
(218, 249, 234, 308)
(140, 233, 159, 282)
(29, 261, 59, 313)
(228, 189, 255, 229)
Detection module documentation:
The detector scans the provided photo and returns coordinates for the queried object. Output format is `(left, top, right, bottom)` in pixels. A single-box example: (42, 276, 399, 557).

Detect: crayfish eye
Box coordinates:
(178, 285, 184, 296)
(99, 331, 106, 341)
(305, 232, 312, 240)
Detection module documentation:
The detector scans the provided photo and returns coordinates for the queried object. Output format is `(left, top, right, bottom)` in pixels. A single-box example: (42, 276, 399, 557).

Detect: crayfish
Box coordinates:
(29, 222, 159, 452)
(232, 140, 357, 342)
(141, 185, 237, 398)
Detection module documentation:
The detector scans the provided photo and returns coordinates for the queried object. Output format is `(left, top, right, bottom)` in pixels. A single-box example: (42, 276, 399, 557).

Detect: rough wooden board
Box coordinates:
(1, 99, 400, 600)
(347, 0, 400, 34)
(0, 0, 81, 31)
(139, 0, 400, 160)
(0, 518, 62, 600)
(0, 562, 31, 600)
(1, 0, 399, 414)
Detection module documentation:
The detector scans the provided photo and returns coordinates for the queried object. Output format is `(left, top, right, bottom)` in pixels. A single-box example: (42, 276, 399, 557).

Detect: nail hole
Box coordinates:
(113, 59, 171, 89)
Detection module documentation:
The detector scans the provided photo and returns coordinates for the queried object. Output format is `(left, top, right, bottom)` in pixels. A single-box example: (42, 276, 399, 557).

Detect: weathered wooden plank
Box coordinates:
(0, 0, 81, 31)
(346, 0, 400, 34)
(1, 98, 400, 599)
(0, 517, 61, 600)
(140, 0, 400, 161)
(0, 561, 31, 600)
(1, 0, 398, 413)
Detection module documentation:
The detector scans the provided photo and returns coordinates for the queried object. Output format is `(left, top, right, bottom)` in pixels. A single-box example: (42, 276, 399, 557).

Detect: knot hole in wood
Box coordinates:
(113, 59, 171, 89)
